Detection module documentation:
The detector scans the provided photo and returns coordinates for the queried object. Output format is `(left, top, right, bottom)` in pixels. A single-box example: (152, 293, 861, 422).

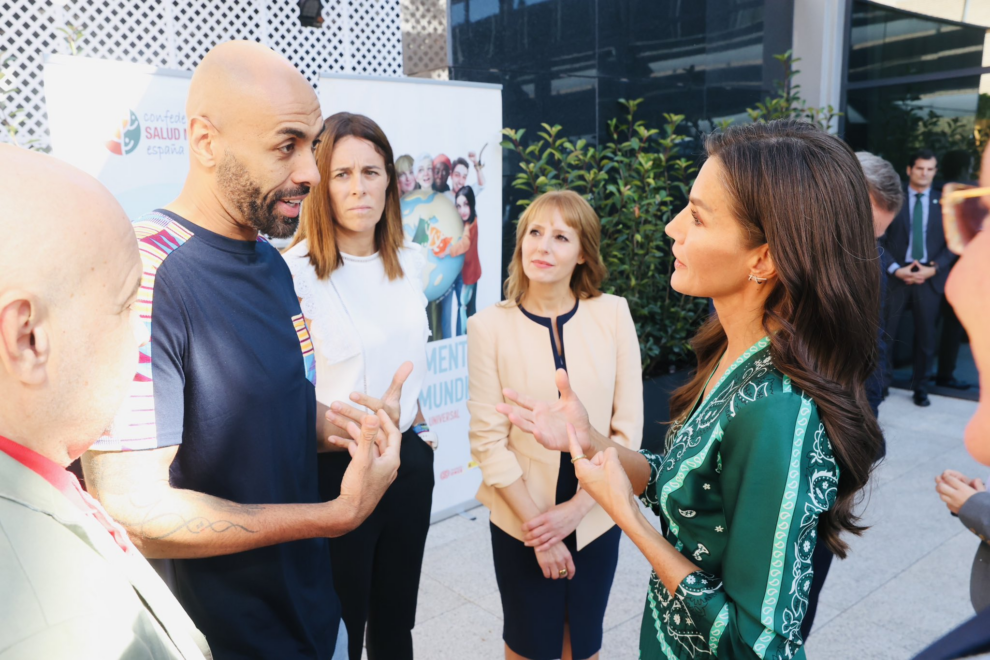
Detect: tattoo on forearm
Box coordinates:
(120, 491, 263, 540)
(84, 452, 268, 545)
(141, 512, 257, 539)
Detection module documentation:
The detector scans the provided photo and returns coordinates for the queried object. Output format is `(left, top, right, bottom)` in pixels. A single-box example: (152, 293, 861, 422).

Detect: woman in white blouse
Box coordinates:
(283, 112, 434, 660)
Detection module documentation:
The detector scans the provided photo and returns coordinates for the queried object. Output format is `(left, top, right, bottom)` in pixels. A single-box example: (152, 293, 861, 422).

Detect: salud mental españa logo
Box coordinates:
(105, 110, 141, 156)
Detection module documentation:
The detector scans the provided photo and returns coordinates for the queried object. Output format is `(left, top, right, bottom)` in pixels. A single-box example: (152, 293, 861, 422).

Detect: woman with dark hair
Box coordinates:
(498, 120, 883, 659)
(444, 184, 481, 336)
(283, 112, 435, 660)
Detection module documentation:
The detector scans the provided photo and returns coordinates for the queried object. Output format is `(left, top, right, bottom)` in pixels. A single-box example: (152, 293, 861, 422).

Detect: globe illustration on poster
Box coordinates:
(400, 189, 465, 302)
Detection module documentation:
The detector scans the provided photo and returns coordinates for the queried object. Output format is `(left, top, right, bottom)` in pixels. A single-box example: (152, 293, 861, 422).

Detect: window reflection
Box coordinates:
(849, 2, 985, 82)
(846, 78, 983, 172)
(844, 1, 990, 177)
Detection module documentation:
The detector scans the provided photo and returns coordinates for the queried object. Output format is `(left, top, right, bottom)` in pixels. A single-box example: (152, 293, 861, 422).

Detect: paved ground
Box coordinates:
(401, 391, 986, 659)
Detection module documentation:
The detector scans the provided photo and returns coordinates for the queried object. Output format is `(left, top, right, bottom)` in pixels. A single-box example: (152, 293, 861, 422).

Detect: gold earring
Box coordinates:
(748, 274, 767, 284)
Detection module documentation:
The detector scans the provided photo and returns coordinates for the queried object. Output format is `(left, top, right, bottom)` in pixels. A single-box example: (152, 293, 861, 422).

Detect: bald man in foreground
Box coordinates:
(0, 145, 209, 658)
(81, 42, 401, 659)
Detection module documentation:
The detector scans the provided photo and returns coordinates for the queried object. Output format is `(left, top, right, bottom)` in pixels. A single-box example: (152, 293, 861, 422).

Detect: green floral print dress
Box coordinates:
(638, 337, 839, 660)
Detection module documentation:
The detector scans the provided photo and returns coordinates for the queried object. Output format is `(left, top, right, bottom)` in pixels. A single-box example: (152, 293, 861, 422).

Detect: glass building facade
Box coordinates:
(444, 0, 990, 276)
(844, 0, 990, 176)
(448, 0, 794, 214)
(447, 0, 795, 278)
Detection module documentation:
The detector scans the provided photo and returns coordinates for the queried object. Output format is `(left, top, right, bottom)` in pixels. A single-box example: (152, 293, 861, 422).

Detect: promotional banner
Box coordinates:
(318, 74, 503, 520)
(44, 56, 502, 520)
(44, 55, 192, 220)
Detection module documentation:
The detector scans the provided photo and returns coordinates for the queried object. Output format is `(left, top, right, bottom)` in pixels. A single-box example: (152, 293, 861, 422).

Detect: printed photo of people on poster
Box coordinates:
(396, 147, 487, 342)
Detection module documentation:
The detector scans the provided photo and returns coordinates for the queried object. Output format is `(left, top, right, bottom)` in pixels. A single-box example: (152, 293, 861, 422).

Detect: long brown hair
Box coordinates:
(669, 120, 883, 558)
(289, 112, 404, 280)
(503, 190, 607, 304)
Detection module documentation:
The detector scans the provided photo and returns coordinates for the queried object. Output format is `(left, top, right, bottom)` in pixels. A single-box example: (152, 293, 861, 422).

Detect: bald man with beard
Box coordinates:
(80, 42, 402, 659)
(0, 145, 209, 659)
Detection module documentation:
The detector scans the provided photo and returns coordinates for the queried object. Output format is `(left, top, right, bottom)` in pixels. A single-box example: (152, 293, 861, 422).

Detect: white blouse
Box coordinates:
(283, 239, 430, 433)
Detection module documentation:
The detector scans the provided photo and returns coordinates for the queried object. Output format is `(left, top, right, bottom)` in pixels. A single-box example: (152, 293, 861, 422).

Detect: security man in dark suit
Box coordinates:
(880, 149, 955, 407)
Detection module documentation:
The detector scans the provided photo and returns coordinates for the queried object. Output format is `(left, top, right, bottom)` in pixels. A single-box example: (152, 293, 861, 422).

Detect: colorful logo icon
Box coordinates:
(105, 110, 141, 156)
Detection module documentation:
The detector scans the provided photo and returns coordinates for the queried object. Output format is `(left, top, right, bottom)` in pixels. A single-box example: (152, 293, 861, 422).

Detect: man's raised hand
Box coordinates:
(326, 400, 391, 456)
(345, 361, 413, 427)
(334, 410, 402, 533)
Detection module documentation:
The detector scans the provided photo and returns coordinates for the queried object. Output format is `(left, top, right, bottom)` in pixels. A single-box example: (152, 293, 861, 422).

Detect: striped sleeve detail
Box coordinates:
(708, 602, 730, 655)
(292, 313, 317, 386)
(752, 395, 812, 658)
(659, 422, 724, 552)
(91, 213, 192, 451)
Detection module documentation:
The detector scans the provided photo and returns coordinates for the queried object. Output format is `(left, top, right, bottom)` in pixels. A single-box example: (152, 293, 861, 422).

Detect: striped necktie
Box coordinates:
(911, 192, 925, 261)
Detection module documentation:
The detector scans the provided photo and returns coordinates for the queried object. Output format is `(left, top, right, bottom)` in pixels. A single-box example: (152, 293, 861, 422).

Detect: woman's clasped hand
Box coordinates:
(521, 495, 589, 553)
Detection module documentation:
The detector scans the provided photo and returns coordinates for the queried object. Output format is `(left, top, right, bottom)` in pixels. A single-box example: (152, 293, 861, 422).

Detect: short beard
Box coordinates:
(216, 151, 308, 239)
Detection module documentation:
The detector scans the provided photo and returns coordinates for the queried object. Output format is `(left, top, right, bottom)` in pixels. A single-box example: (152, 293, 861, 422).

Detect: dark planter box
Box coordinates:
(642, 368, 693, 455)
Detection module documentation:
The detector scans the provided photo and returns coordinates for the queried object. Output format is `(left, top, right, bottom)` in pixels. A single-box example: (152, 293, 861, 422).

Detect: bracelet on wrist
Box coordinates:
(413, 423, 438, 450)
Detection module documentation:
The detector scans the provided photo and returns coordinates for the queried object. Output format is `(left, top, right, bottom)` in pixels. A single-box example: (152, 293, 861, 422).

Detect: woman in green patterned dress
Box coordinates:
(497, 120, 884, 659)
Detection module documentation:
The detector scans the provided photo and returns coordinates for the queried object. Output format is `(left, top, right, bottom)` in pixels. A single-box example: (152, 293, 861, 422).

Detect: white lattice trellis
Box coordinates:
(0, 0, 404, 149)
(400, 0, 447, 79)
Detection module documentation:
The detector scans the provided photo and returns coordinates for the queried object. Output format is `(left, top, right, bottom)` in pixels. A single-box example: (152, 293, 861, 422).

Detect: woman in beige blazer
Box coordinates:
(467, 190, 643, 660)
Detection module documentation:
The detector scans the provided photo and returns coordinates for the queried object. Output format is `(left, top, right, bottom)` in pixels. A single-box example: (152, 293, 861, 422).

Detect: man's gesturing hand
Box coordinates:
(333, 410, 402, 534)
(496, 369, 592, 454)
(342, 361, 413, 427)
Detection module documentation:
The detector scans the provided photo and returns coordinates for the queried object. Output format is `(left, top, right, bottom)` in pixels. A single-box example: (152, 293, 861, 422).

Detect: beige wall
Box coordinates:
(792, 0, 848, 130)
(868, 0, 990, 27)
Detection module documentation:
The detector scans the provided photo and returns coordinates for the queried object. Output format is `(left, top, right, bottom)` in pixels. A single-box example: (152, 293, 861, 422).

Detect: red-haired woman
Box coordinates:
(468, 190, 643, 660)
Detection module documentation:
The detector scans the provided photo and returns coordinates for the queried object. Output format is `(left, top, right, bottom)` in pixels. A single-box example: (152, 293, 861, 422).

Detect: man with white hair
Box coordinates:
(858, 150, 905, 416)
(0, 145, 210, 659)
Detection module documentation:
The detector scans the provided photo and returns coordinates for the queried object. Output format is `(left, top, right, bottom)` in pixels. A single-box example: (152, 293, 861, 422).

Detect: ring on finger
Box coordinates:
(558, 568, 568, 577)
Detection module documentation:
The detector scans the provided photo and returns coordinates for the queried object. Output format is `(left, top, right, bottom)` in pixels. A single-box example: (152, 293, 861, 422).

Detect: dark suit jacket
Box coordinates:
(864, 244, 887, 419)
(914, 607, 990, 659)
(879, 186, 953, 295)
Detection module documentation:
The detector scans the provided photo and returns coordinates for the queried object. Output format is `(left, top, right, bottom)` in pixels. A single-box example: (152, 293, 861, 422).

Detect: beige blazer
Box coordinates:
(467, 293, 643, 550)
(0, 452, 211, 660)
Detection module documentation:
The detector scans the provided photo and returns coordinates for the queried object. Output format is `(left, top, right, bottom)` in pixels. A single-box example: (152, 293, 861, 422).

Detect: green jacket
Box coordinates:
(0, 451, 211, 659)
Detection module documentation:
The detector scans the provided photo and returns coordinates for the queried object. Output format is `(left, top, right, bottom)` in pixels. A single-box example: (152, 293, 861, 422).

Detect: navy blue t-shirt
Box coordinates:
(97, 209, 339, 658)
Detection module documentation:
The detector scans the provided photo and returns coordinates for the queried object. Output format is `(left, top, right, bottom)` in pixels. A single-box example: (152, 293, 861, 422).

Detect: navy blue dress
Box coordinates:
(490, 300, 621, 660)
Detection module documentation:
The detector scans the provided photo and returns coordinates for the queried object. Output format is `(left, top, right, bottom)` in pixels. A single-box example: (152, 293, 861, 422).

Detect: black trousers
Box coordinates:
(885, 279, 941, 393)
(318, 428, 435, 660)
(936, 294, 966, 382)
